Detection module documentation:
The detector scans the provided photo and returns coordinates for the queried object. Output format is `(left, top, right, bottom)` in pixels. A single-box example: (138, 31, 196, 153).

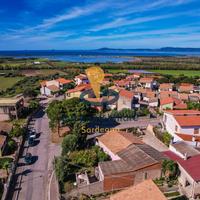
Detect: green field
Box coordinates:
(107, 69, 128, 73)
(149, 70, 200, 77)
(0, 77, 23, 91)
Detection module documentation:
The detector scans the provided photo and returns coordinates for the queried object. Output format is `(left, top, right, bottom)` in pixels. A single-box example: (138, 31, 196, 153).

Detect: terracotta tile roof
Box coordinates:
(173, 103, 187, 109)
(179, 83, 194, 92)
(159, 83, 173, 90)
(145, 91, 157, 98)
(164, 109, 200, 116)
(56, 78, 72, 84)
(114, 79, 134, 87)
(67, 84, 91, 93)
(160, 97, 174, 105)
(104, 73, 113, 77)
(135, 88, 152, 93)
(178, 93, 189, 101)
(160, 91, 178, 99)
(109, 179, 167, 200)
(46, 85, 59, 92)
(165, 151, 200, 181)
(176, 133, 200, 142)
(174, 115, 200, 126)
(97, 131, 143, 154)
(119, 89, 135, 99)
(139, 77, 154, 83)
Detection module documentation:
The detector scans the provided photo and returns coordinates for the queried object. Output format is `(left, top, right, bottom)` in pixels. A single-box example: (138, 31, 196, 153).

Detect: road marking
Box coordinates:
(48, 170, 55, 200)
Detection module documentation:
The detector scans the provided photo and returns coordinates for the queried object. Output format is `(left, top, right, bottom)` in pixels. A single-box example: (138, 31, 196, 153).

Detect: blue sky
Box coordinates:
(0, 0, 200, 50)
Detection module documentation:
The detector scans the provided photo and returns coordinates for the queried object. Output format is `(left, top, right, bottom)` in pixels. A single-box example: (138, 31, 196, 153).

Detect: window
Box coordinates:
(194, 128, 199, 134)
(175, 125, 178, 132)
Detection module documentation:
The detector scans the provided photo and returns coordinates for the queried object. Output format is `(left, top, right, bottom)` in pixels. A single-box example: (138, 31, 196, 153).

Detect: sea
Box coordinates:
(0, 50, 200, 63)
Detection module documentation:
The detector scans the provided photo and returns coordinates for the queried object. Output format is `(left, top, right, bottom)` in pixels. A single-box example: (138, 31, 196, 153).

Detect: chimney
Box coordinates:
(184, 153, 188, 160)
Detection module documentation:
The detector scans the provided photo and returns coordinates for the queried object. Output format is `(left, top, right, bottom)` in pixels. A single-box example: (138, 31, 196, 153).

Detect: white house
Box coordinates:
(165, 142, 200, 199)
(40, 78, 72, 96)
(139, 77, 155, 89)
(163, 110, 200, 147)
(74, 74, 89, 85)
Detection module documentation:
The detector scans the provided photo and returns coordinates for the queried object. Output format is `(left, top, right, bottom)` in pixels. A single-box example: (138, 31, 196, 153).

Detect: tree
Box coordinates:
(162, 160, 178, 180)
(2, 160, 10, 176)
(47, 100, 63, 137)
(9, 123, 25, 138)
(54, 156, 70, 183)
(23, 88, 38, 98)
(28, 100, 40, 111)
(62, 134, 78, 155)
(163, 132, 172, 146)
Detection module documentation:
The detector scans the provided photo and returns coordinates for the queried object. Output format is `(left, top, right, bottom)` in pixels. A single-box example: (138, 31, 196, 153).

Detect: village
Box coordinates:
(0, 68, 200, 200)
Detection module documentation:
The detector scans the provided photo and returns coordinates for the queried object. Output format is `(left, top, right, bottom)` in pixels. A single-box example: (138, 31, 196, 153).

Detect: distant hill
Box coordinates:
(97, 47, 200, 52)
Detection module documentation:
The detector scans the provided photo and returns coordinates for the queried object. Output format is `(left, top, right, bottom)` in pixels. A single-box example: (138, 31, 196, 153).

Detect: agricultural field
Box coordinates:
(149, 70, 200, 77)
(0, 77, 24, 91)
(21, 69, 68, 76)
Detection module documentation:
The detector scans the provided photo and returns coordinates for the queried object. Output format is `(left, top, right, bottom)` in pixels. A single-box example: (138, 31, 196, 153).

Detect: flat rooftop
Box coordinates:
(0, 97, 23, 106)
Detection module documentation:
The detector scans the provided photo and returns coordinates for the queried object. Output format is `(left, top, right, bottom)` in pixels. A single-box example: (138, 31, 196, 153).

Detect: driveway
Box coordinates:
(9, 109, 61, 200)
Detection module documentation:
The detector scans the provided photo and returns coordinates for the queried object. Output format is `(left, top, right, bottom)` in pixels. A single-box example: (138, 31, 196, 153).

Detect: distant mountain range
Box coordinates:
(97, 47, 200, 52)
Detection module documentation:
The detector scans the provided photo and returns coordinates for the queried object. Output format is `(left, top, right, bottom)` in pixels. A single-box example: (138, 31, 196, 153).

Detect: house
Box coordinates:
(163, 110, 200, 146)
(189, 93, 200, 102)
(65, 84, 91, 99)
(84, 96, 117, 111)
(159, 83, 173, 91)
(126, 73, 141, 81)
(178, 93, 189, 102)
(114, 79, 135, 89)
(40, 78, 73, 96)
(0, 97, 24, 121)
(95, 131, 166, 192)
(160, 97, 174, 111)
(139, 77, 155, 89)
(107, 179, 167, 200)
(74, 74, 89, 85)
(117, 89, 139, 111)
(178, 83, 194, 93)
(159, 97, 187, 111)
(165, 142, 200, 199)
(160, 91, 178, 99)
(0, 134, 7, 157)
(142, 91, 158, 107)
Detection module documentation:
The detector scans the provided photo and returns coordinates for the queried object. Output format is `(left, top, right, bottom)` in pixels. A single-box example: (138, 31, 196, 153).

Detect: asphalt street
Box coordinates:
(9, 109, 61, 200)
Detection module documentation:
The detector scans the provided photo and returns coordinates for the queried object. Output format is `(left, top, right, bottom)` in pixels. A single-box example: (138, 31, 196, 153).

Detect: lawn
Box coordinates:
(0, 77, 24, 91)
(149, 70, 200, 77)
(107, 69, 128, 73)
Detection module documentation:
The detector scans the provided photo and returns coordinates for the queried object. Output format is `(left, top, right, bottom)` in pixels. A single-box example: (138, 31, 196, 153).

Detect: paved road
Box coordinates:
(9, 109, 61, 200)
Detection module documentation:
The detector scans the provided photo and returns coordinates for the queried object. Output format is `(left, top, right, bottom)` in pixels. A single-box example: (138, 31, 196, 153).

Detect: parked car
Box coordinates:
(30, 131, 37, 139)
(24, 153, 33, 164)
(28, 137, 34, 146)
